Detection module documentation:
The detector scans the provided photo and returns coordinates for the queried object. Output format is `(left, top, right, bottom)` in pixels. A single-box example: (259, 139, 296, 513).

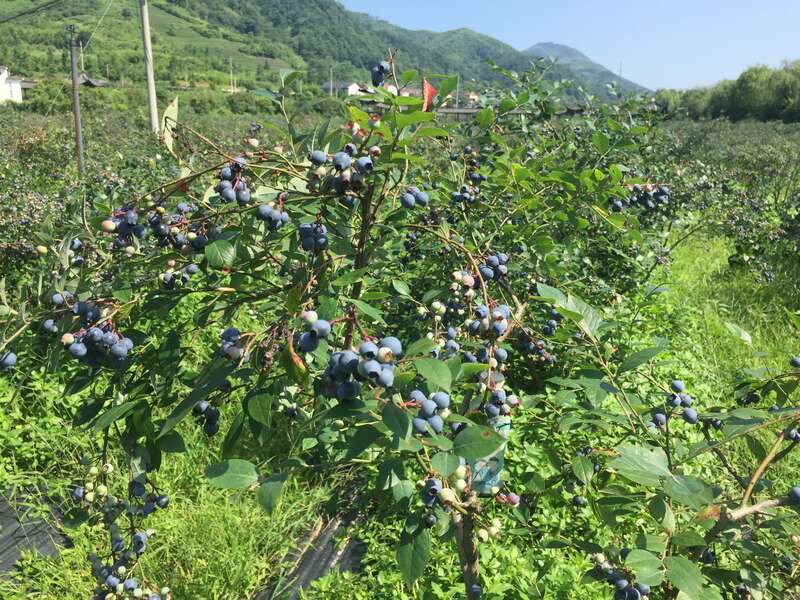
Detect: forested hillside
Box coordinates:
(0, 0, 646, 100)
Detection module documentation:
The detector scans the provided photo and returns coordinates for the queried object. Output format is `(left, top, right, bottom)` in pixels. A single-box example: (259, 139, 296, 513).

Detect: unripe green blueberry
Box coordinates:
(490, 485, 500, 495)
(102, 463, 114, 474)
(302, 310, 318, 324)
(36, 245, 48, 256)
(84, 491, 95, 503)
(88, 465, 99, 477)
(438, 488, 457, 504)
(454, 465, 467, 479)
(132, 589, 143, 599)
(488, 526, 501, 539)
(96, 484, 108, 496)
(84, 481, 94, 491)
(454, 478, 468, 492)
(477, 528, 489, 542)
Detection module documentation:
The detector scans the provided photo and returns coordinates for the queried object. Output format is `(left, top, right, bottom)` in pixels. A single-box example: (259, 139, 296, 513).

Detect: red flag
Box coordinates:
(422, 78, 437, 112)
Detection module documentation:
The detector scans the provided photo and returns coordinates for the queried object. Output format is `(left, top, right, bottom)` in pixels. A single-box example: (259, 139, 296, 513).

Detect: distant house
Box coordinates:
(321, 81, 423, 98)
(321, 81, 368, 97)
(0, 66, 23, 104)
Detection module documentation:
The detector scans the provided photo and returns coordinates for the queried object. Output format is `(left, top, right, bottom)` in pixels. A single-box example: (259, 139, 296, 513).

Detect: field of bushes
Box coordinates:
(1, 68, 799, 600)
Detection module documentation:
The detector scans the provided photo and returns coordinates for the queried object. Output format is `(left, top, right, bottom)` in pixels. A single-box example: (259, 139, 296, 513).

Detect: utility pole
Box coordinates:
(455, 74, 460, 108)
(68, 25, 85, 174)
(139, 0, 159, 133)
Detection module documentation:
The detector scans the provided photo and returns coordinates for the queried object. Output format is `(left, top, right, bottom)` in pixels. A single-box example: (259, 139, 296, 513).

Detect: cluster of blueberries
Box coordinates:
(609, 184, 670, 213)
(218, 326, 248, 363)
(591, 553, 652, 599)
(541, 308, 564, 336)
(483, 387, 520, 419)
(45, 292, 134, 363)
(72, 465, 170, 600)
(101, 201, 211, 253)
(370, 60, 392, 87)
(192, 397, 221, 436)
(401, 186, 430, 210)
(411, 389, 450, 434)
(468, 304, 512, 338)
(477, 252, 509, 281)
(450, 184, 480, 205)
(516, 328, 557, 365)
(431, 326, 460, 358)
(299, 222, 329, 253)
(162, 262, 200, 290)
(215, 158, 251, 206)
(255, 203, 290, 231)
(297, 314, 332, 353)
(322, 336, 404, 402)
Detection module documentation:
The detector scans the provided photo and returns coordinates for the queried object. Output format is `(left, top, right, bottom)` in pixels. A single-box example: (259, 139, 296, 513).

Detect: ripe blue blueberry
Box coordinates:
(670, 380, 686, 393)
(309, 150, 327, 166)
(332, 152, 352, 171)
(431, 392, 450, 409)
(682, 408, 699, 424)
(380, 337, 402, 357)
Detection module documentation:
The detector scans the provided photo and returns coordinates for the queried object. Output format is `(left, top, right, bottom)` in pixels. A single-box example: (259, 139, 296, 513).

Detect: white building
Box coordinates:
(0, 66, 23, 104)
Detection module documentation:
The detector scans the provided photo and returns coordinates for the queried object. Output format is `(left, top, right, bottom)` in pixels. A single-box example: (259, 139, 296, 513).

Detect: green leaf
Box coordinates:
(414, 357, 452, 391)
(649, 495, 676, 534)
(610, 444, 670, 487)
(92, 401, 138, 431)
(453, 425, 505, 461)
(724, 322, 752, 346)
(332, 268, 369, 286)
(256, 474, 287, 514)
(405, 338, 438, 357)
(437, 76, 458, 101)
(160, 96, 179, 156)
(221, 411, 245, 458)
(414, 126, 449, 138)
(157, 430, 186, 453)
(476, 107, 494, 127)
(396, 528, 431, 586)
(349, 298, 386, 324)
(158, 362, 235, 438)
(205, 459, 259, 489)
(395, 110, 435, 130)
(619, 345, 666, 373)
(665, 556, 705, 599)
(593, 130, 610, 153)
(664, 474, 716, 509)
(205, 239, 236, 268)
(571, 456, 595, 485)
(391, 279, 411, 296)
(671, 531, 707, 548)
(431, 452, 460, 477)
(625, 549, 664, 586)
(382, 403, 411, 441)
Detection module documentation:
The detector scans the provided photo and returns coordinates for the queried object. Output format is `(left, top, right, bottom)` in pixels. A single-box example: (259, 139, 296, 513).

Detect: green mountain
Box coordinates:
(0, 0, 646, 100)
(524, 42, 649, 95)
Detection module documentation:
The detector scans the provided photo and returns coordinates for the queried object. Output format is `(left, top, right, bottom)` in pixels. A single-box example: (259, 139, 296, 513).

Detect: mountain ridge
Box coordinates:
(0, 0, 648, 100)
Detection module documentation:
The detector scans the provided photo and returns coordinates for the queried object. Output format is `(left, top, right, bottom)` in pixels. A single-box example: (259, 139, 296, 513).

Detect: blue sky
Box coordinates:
(339, 0, 799, 90)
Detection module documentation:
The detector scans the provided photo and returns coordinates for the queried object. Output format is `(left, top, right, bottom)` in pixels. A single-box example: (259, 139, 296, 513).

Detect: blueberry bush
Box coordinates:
(2, 61, 800, 600)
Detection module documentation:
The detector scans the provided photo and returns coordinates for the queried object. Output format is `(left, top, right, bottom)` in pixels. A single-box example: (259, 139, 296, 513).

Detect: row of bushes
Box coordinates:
(657, 60, 800, 122)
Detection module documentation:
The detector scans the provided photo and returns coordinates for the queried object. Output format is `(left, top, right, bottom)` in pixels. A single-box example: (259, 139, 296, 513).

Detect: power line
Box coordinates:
(0, 0, 68, 25)
(43, 0, 116, 118)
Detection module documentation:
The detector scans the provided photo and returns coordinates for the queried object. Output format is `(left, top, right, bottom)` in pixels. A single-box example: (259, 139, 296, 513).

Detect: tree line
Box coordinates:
(656, 61, 800, 123)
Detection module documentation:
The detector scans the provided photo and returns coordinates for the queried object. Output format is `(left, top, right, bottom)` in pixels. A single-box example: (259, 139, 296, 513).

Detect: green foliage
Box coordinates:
(1, 62, 800, 600)
(658, 60, 800, 123)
